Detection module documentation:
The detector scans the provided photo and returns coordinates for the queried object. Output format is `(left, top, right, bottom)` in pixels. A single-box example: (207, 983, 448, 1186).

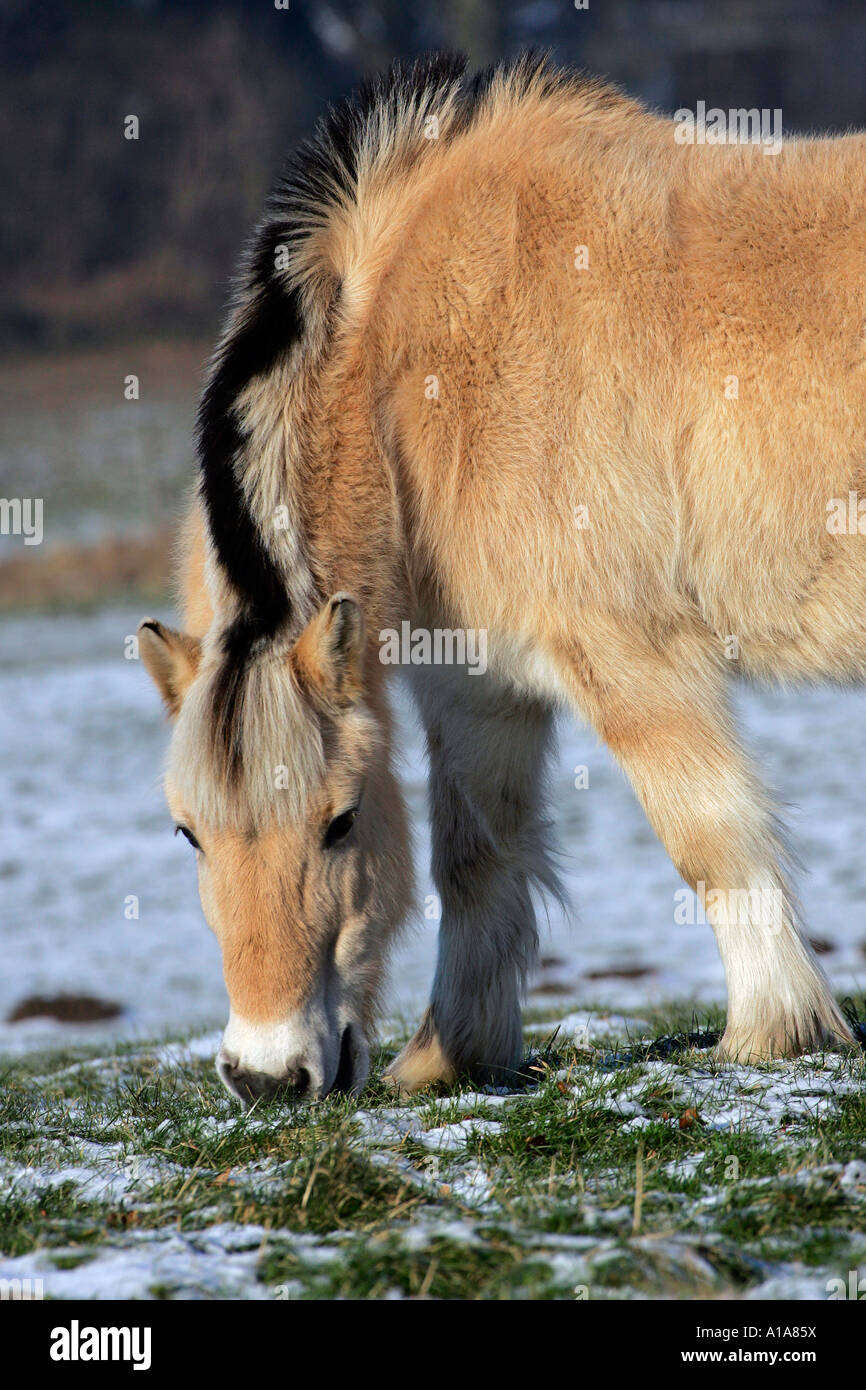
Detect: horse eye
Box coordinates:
(174, 825, 202, 852)
(323, 807, 357, 850)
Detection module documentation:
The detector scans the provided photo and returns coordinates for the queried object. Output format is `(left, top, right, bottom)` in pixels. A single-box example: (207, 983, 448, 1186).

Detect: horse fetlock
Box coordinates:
(384, 1016, 455, 1094)
(716, 993, 855, 1063)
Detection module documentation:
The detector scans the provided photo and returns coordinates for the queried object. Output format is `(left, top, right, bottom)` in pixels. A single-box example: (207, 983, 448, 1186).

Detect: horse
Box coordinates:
(139, 52, 862, 1104)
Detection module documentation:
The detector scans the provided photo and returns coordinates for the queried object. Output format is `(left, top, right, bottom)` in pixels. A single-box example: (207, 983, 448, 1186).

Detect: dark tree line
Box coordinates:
(2, 0, 864, 352)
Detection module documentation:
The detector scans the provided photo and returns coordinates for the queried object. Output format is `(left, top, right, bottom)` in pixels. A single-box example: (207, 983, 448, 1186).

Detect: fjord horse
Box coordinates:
(140, 53, 858, 1102)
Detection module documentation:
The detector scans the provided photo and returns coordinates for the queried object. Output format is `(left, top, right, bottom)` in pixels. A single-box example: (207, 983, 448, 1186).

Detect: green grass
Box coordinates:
(1, 1007, 865, 1300)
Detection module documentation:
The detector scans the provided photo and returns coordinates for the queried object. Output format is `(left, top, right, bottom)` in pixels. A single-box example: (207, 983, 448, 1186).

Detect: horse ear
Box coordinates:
(138, 619, 202, 717)
(291, 592, 365, 708)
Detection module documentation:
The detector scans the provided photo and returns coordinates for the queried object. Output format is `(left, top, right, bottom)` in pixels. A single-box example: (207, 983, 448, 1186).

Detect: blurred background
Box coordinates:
(2, 0, 866, 1053)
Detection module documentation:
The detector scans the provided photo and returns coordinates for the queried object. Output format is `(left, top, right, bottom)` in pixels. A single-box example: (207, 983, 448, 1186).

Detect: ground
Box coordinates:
(2, 1004, 865, 1301)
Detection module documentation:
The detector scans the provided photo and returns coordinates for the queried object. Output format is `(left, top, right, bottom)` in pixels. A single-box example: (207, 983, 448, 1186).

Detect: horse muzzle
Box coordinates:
(216, 1014, 366, 1107)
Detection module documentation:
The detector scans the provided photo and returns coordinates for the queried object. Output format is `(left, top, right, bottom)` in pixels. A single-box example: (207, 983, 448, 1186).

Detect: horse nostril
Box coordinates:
(238, 1071, 271, 1104)
(217, 1052, 240, 1086)
(287, 1067, 310, 1098)
(217, 1052, 313, 1105)
(219, 1064, 281, 1106)
(332, 1026, 354, 1093)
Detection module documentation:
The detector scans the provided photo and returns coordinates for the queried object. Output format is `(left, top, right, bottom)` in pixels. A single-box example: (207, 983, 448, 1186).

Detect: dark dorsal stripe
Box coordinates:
(196, 284, 301, 635)
(196, 282, 303, 779)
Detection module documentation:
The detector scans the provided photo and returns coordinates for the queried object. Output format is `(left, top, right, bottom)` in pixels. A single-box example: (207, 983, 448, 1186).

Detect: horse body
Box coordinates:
(140, 55, 863, 1102)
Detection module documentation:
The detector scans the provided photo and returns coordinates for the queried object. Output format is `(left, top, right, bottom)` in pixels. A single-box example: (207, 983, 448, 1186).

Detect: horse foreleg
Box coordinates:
(565, 612, 854, 1062)
(386, 667, 559, 1092)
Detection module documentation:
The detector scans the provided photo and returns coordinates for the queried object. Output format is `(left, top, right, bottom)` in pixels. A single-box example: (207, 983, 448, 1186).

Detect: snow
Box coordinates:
(1, 1151, 172, 1205)
(577, 1054, 866, 1137)
(415, 1118, 503, 1152)
(440, 1090, 522, 1109)
(532, 1010, 651, 1044)
(840, 1159, 866, 1190)
(351, 1107, 426, 1147)
(0, 1225, 277, 1301)
(1, 1027, 863, 1301)
(744, 1270, 839, 1301)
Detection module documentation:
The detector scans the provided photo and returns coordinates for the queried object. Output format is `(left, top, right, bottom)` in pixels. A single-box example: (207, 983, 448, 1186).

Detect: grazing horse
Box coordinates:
(139, 52, 860, 1104)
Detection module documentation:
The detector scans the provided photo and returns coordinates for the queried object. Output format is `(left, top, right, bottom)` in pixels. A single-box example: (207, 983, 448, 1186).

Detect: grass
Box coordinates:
(1, 1004, 865, 1300)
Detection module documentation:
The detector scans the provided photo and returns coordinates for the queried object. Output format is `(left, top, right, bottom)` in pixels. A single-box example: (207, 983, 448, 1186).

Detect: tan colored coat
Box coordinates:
(140, 58, 860, 1101)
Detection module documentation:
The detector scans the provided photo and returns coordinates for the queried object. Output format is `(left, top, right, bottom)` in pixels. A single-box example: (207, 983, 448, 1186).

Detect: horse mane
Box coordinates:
(190, 51, 627, 805)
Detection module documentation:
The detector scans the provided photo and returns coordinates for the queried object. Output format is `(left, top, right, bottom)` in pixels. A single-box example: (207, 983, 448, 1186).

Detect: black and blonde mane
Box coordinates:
(191, 51, 603, 792)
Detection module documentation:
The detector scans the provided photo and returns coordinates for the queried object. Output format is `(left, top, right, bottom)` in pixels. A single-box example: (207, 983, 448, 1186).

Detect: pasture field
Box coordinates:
(2, 1003, 865, 1301)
